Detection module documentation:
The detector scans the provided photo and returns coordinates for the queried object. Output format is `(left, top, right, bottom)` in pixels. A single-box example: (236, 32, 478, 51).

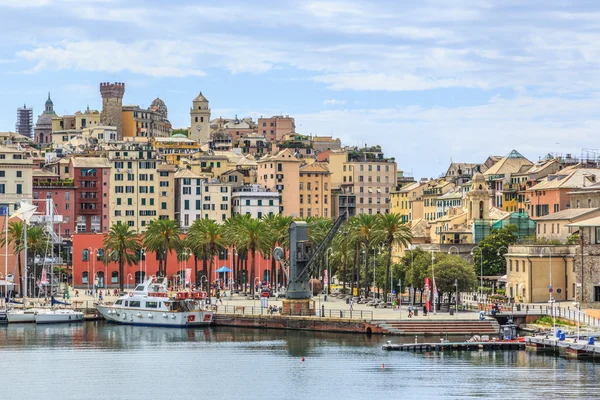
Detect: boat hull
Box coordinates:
(35, 310, 84, 324)
(97, 305, 213, 327)
(7, 310, 38, 323)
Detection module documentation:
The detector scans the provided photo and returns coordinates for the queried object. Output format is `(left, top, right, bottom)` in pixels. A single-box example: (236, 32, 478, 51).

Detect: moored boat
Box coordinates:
(96, 277, 213, 327)
(7, 308, 41, 323)
(35, 308, 84, 324)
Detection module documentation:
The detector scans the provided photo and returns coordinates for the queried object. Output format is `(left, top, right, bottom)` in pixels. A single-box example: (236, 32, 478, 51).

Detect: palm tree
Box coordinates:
(187, 218, 225, 295)
(226, 215, 269, 295)
(2, 220, 24, 296)
(142, 219, 182, 277)
(26, 226, 50, 297)
(349, 214, 377, 297)
(374, 213, 412, 296)
(103, 223, 141, 291)
(262, 214, 292, 288)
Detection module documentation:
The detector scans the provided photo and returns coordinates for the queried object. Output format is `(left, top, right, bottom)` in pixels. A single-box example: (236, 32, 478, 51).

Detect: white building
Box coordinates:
(174, 168, 203, 229)
(232, 184, 280, 219)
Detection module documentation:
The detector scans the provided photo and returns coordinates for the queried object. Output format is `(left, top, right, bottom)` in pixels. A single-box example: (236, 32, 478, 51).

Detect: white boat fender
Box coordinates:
(170, 314, 176, 319)
(148, 314, 153, 318)
(129, 317, 133, 322)
(162, 313, 168, 318)
(137, 313, 142, 318)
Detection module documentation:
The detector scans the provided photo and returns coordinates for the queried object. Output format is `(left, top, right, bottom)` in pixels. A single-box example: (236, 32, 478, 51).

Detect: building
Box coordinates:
(16, 104, 33, 139)
(152, 135, 201, 165)
(568, 182, 600, 209)
(100, 82, 125, 140)
(70, 157, 111, 233)
(568, 216, 600, 302)
(82, 126, 118, 143)
(299, 162, 331, 218)
(201, 179, 233, 223)
(190, 92, 211, 144)
(174, 168, 203, 229)
(0, 144, 34, 212)
(331, 187, 357, 219)
(34, 93, 56, 145)
(32, 169, 75, 236)
(257, 115, 295, 142)
(390, 181, 423, 223)
(484, 150, 533, 208)
(211, 116, 256, 142)
(525, 167, 600, 217)
(534, 208, 600, 242)
(311, 136, 341, 153)
(232, 184, 280, 219)
(257, 149, 301, 217)
(444, 162, 485, 185)
(505, 244, 576, 303)
(122, 99, 172, 139)
(107, 143, 174, 231)
(423, 180, 454, 222)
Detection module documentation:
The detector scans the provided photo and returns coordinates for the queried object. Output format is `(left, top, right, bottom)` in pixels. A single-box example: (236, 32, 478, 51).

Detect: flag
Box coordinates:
(41, 267, 48, 285)
(433, 279, 438, 298)
(324, 270, 328, 287)
(185, 268, 192, 285)
(65, 285, 70, 300)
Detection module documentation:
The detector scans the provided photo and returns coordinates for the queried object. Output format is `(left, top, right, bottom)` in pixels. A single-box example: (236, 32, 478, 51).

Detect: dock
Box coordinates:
(382, 340, 525, 352)
(525, 335, 600, 360)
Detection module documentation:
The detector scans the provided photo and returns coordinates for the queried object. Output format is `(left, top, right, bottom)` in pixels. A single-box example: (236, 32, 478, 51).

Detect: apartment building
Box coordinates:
(174, 168, 203, 229)
(299, 162, 331, 218)
(201, 179, 233, 223)
(0, 144, 34, 212)
(70, 157, 111, 233)
(257, 115, 295, 142)
(232, 184, 280, 219)
(257, 149, 300, 217)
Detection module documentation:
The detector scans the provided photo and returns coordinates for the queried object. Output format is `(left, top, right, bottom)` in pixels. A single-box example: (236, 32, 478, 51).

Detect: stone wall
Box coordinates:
(100, 82, 125, 140)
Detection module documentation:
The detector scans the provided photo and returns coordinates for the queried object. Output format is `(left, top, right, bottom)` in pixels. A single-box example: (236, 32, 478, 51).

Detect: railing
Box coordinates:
(214, 305, 373, 321)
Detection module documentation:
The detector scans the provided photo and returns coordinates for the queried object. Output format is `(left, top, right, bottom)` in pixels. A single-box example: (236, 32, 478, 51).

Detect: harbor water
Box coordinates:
(2, 322, 600, 399)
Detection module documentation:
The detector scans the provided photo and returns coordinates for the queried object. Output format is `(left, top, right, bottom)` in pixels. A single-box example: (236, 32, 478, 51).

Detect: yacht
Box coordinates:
(7, 308, 40, 323)
(35, 308, 84, 324)
(96, 277, 213, 327)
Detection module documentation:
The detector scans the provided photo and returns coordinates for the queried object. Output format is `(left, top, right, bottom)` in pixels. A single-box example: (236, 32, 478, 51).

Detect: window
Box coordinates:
(161, 202, 167, 210)
(299, 182, 303, 190)
(145, 301, 158, 308)
(16, 171, 22, 178)
(16, 184, 22, 195)
(596, 227, 600, 244)
(196, 200, 201, 210)
(82, 272, 89, 284)
(185, 200, 190, 210)
(111, 271, 118, 283)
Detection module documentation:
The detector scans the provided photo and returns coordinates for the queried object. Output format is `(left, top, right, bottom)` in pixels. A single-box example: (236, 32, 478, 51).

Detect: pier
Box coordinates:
(382, 341, 525, 352)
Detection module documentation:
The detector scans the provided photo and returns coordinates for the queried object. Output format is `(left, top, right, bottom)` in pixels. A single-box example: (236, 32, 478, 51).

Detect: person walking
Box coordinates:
(349, 299, 354, 311)
(408, 304, 413, 318)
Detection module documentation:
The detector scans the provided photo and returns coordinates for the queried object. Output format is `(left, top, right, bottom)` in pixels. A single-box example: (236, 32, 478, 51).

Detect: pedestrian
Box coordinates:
(423, 305, 428, 316)
(408, 304, 413, 318)
(349, 299, 354, 311)
(75, 290, 79, 298)
(392, 298, 397, 310)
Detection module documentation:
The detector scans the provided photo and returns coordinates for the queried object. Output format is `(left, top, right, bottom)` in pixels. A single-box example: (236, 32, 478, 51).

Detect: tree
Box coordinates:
(225, 215, 269, 295)
(187, 218, 225, 294)
(430, 253, 477, 309)
(473, 225, 518, 276)
(402, 248, 430, 305)
(142, 219, 182, 277)
(2, 221, 24, 296)
(349, 214, 377, 296)
(102, 223, 141, 291)
(262, 214, 293, 288)
(374, 213, 412, 297)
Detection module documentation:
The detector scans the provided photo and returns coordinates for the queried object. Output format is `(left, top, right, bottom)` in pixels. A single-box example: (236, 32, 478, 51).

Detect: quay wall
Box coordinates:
(213, 314, 383, 334)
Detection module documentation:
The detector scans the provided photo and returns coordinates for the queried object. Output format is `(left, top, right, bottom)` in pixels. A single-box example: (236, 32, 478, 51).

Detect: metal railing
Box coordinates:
(214, 305, 373, 321)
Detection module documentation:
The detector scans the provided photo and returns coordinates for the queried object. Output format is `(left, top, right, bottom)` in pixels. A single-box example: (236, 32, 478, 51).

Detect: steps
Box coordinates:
(375, 319, 500, 335)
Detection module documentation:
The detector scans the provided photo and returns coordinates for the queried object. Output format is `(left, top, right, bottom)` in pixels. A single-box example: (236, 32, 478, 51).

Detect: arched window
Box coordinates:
(195, 117, 198, 122)
(96, 249, 104, 261)
(478, 184, 483, 190)
(82, 249, 89, 261)
(479, 201, 484, 219)
(82, 271, 89, 284)
(111, 271, 119, 284)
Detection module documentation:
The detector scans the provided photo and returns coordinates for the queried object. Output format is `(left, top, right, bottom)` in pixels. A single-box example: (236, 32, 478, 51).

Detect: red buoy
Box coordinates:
(301, 357, 305, 362)
(382, 363, 385, 369)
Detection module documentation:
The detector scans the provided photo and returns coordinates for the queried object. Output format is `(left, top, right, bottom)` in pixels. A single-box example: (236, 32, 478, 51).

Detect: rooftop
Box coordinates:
(534, 207, 600, 221)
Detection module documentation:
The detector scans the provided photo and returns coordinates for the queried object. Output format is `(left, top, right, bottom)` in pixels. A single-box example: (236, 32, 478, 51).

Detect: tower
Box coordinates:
(190, 91, 210, 144)
(100, 82, 125, 140)
(16, 104, 33, 139)
(34, 92, 56, 144)
(466, 172, 490, 222)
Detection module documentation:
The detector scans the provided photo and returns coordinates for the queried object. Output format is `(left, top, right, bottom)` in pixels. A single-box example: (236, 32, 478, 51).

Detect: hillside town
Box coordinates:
(3, 82, 600, 308)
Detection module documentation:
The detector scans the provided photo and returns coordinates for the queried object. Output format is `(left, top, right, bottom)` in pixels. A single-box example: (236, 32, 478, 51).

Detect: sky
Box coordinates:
(1, 0, 599, 179)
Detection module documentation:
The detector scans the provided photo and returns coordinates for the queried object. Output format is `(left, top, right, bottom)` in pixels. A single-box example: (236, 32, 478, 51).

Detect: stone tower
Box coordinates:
(100, 82, 125, 140)
(190, 91, 210, 144)
(466, 172, 490, 222)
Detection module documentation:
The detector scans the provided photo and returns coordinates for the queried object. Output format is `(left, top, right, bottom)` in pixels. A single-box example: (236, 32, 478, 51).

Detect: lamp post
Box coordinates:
(471, 246, 484, 302)
(495, 245, 508, 296)
(326, 247, 334, 301)
(431, 250, 437, 315)
(127, 273, 133, 290)
(573, 301, 580, 342)
(139, 249, 145, 284)
(86, 251, 91, 292)
(447, 245, 459, 255)
(540, 247, 554, 337)
(361, 243, 367, 298)
(455, 278, 459, 319)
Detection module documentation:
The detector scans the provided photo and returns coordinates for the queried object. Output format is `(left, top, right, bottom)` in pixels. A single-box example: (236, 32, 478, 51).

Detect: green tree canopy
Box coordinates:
(473, 225, 518, 276)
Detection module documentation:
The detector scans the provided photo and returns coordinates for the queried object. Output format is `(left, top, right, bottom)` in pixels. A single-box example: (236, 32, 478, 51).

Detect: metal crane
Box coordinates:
(274, 212, 347, 300)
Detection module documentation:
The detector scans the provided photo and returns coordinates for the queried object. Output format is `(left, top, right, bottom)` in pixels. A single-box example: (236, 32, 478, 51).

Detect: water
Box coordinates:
(1, 322, 599, 399)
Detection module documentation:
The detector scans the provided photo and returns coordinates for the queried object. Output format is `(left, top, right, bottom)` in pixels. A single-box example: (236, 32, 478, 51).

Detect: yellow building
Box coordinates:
(390, 181, 424, 223)
(107, 142, 175, 232)
(51, 108, 101, 132)
(299, 162, 331, 218)
(257, 149, 300, 217)
(423, 180, 454, 222)
(202, 179, 234, 223)
(0, 144, 34, 212)
(152, 135, 201, 165)
(505, 245, 576, 303)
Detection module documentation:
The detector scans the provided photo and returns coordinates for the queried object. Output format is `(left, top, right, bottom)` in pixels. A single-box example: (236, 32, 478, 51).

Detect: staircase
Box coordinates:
(375, 319, 500, 336)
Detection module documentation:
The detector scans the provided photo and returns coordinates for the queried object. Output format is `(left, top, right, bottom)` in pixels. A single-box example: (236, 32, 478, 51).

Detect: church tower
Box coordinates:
(190, 92, 210, 144)
(466, 172, 490, 222)
(100, 82, 125, 140)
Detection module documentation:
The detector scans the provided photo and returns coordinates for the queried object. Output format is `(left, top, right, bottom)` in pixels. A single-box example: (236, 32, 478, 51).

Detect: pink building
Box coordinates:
(257, 115, 295, 142)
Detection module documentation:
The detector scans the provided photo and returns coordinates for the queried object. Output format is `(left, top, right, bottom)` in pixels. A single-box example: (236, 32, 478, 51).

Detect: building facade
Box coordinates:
(190, 92, 211, 144)
(299, 162, 331, 218)
(232, 185, 280, 219)
(100, 82, 125, 140)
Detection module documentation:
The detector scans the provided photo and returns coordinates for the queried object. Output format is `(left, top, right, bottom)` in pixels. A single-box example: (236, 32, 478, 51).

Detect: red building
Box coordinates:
(72, 233, 281, 290)
(69, 157, 111, 233)
(33, 169, 76, 236)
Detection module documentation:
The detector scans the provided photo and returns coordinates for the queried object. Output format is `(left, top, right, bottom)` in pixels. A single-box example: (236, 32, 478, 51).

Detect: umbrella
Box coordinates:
(216, 266, 232, 273)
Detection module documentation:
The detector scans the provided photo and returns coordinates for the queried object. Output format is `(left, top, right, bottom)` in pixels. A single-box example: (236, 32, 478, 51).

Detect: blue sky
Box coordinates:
(1, 0, 599, 178)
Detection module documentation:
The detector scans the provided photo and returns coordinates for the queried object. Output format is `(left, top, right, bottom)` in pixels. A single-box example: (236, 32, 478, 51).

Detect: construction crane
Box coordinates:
(274, 212, 347, 300)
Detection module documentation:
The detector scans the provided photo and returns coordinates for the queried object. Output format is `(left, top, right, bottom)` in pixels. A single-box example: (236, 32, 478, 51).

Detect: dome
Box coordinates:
(150, 97, 168, 119)
(43, 92, 56, 115)
(172, 133, 188, 139)
(472, 172, 485, 182)
(35, 113, 53, 127)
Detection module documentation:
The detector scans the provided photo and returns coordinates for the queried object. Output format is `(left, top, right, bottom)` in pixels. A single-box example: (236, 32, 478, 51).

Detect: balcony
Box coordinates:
(507, 245, 575, 256)
(33, 178, 75, 188)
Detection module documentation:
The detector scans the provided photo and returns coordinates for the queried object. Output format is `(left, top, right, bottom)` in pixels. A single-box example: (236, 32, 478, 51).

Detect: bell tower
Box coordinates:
(100, 82, 125, 140)
(190, 91, 210, 144)
(466, 172, 490, 222)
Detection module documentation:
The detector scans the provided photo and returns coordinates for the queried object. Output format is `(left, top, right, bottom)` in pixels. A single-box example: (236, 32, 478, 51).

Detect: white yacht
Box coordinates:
(96, 277, 213, 327)
(35, 308, 84, 324)
(7, 308, 38, 323)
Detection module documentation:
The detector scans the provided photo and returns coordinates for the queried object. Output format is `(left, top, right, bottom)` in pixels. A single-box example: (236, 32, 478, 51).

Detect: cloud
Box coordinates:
(323, 99, 347, 105)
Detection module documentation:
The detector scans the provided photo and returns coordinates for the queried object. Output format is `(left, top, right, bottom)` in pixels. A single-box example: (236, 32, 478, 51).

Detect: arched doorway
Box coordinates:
(96, 271, 105, 288)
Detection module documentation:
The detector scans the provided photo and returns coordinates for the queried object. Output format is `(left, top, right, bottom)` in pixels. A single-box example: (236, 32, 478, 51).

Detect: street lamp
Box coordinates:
(573, 301, 581, 342)
(139, 249, 145, 284)
(448, 245, 459, 255)
(431, 250, 437, 315)
(470, 246, 484, 302)
(326, 247, 334, 301)
(540, 247, 555, 337)
(127, 273, 133, 290)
